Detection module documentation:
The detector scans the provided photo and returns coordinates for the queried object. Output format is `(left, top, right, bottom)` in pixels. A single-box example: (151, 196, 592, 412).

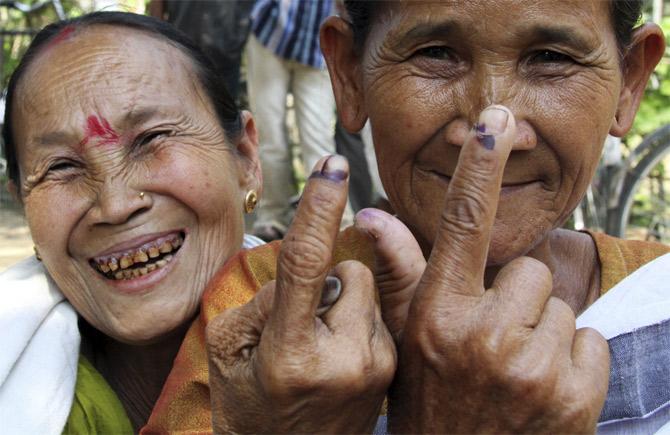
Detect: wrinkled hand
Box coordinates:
(364, 106, 610, 433)
(206, 155, 396, 434)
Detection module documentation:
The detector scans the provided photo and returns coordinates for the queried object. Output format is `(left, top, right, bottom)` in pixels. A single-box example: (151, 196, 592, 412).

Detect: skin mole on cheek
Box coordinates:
(77, 115, 120, 150)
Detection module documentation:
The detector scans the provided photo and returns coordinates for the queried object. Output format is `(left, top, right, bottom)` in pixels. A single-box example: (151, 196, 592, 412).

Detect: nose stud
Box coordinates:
(139, 192, 145, 200)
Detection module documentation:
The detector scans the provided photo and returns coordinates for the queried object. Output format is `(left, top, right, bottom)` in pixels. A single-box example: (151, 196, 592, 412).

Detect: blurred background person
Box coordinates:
(149, 0, 255, 105)
(247, 0, 353, 241)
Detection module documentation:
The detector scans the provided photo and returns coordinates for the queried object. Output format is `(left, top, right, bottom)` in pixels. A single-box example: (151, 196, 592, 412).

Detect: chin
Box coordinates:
(486, 225, 548, 267)
(485, 245, 525, 267)
(105, 308, 196, 345)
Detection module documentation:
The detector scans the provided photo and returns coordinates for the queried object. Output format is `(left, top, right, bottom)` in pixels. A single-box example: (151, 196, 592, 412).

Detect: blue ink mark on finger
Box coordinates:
(478, 134, 495, 150)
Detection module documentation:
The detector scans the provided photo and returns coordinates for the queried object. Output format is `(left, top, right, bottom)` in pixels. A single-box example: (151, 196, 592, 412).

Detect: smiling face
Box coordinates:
(327, 0, 648, 264)
(12, 25, 260, 344)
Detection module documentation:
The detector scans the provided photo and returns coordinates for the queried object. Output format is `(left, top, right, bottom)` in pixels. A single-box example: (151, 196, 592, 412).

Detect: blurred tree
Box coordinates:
(628, 16, 670, 146)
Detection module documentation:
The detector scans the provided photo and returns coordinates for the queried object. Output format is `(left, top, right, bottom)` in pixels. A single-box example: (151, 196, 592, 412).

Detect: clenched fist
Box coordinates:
(206, 155, 396, 434)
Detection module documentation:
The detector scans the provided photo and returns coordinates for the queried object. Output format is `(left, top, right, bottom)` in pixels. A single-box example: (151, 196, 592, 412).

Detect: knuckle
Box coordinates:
(577, 326, 607, 346)
(509, 256, 551, 278)
(546, 296, 576, 327)
(576, 327, 610, 363)
(458, 152, 501, 180)
(327, 349, 379, 394)
(496, 358, 556, 402)
(558, 394, 602, 431)
(297, 188, 343, 231)
(206, 309, 246, 368)
(441, 190, 493, 237)
(279, 233, 330, 281)
(335, 260, 374, 293)
(405, 312, 455, 367)
(262, 357, 318, 397)
(334, 259, 370, 276)
(472, 323, 506, 356)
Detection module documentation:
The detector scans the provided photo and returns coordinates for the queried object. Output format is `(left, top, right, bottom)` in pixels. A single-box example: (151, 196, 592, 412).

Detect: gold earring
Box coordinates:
(34, 246, 42, 261)
(244, 190, 258, 213)
(139, 191, 145, 200)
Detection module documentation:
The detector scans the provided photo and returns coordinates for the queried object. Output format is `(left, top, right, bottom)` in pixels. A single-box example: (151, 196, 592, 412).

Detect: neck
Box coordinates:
(483, 229, 600, 314)
(82, 321, 191, 432)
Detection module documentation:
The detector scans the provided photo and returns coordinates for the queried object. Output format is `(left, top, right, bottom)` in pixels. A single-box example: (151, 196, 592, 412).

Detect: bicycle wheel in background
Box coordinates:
(611, 124, 670, 243)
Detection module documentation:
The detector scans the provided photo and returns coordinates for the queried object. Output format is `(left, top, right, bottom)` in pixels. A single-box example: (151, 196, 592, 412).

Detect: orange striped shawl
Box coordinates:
(142, 230, 668, 433)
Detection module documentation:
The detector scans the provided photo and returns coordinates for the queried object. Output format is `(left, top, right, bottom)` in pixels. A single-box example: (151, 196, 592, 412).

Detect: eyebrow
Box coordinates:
(404, 20, 461, 41)
(518, 25, 595, 52)
(121, 107, 159, 128)
(396, 20, 595, 54)
(35, 131, 78, 147)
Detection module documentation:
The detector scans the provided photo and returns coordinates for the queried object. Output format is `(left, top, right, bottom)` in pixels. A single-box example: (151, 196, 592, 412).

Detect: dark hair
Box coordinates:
(2, 11, 242, 191)
(344, 0, 644, 57)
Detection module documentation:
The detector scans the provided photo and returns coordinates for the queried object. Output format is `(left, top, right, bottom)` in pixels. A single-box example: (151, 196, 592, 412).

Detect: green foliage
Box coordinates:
(1, 0, 85, 89)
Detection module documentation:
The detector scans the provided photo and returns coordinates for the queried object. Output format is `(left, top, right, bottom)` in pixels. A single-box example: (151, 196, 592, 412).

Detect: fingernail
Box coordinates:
(354, 208, 386, 240)
(475, 107, 509, 150)
(316, 276, 342, 316)
(309, 155, 348, 182)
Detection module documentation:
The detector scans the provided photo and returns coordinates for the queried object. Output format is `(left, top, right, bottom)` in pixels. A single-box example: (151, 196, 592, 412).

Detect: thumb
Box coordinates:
(355, 208, 426, 342)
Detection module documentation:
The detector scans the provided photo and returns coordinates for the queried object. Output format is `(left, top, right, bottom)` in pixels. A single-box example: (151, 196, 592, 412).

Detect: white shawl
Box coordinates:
(0, 234, 264, 435)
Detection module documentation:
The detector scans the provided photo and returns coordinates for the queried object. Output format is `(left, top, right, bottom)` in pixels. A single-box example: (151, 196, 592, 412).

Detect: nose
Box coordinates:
(445, 72, 537, 151)
(88, 177, 152, 226)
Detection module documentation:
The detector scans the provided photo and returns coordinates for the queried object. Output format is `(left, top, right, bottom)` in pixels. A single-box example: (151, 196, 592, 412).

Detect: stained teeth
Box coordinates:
(159, 241, 173, 254)
(134, 250, 149, 263)
(96, 234, 184, 279)
(120, 255, 134, 269)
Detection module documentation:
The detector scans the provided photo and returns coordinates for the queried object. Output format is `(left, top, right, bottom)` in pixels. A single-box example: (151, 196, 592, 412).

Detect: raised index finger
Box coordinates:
(420, 105, 516, 298)
(270, 154, 350, 341)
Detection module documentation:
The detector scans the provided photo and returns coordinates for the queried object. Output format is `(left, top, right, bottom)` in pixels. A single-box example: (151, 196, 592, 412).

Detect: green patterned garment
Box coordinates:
(63, 355, 133, 434)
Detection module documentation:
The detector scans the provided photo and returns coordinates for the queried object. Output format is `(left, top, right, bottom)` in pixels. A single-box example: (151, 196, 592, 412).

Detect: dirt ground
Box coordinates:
(0, 201, 33, 273)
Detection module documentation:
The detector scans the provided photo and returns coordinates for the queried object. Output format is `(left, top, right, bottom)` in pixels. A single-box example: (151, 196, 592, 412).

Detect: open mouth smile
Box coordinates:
(90, 232, 185, 280)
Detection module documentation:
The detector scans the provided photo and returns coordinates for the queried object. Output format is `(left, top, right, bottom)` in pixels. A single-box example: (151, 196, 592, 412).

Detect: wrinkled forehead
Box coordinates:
(14, 25, 202, 130)
(371, 0, 610, 43)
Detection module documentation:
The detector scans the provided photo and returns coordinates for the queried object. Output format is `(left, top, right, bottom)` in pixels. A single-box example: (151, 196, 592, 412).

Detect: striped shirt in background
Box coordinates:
(251, 0, 334, 69)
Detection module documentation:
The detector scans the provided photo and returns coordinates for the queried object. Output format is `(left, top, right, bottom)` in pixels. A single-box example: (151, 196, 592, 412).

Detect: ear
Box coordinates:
(320, 15, 368, 133)
(610, 23, 665, 137)
(234, 111, 263, 198)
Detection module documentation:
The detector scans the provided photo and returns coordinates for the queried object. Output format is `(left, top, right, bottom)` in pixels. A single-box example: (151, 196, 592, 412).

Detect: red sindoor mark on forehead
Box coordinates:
(46, 25, 77, 49)
(77, 115, 120, 150)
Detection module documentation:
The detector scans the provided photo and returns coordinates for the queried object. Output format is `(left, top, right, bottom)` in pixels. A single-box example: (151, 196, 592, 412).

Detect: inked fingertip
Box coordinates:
(474, 106, 513, 150)
(309, 154, 349, 182)
(354, 208, 388, 240)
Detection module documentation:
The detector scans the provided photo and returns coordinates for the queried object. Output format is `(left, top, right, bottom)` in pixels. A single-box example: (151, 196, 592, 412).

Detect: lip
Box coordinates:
(104, 249, 180, 295)
(88, 229, 187, 295)
(92, 230, 184, 258)
(92, 233, 185, 295)
(425, 170, 539, 195)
